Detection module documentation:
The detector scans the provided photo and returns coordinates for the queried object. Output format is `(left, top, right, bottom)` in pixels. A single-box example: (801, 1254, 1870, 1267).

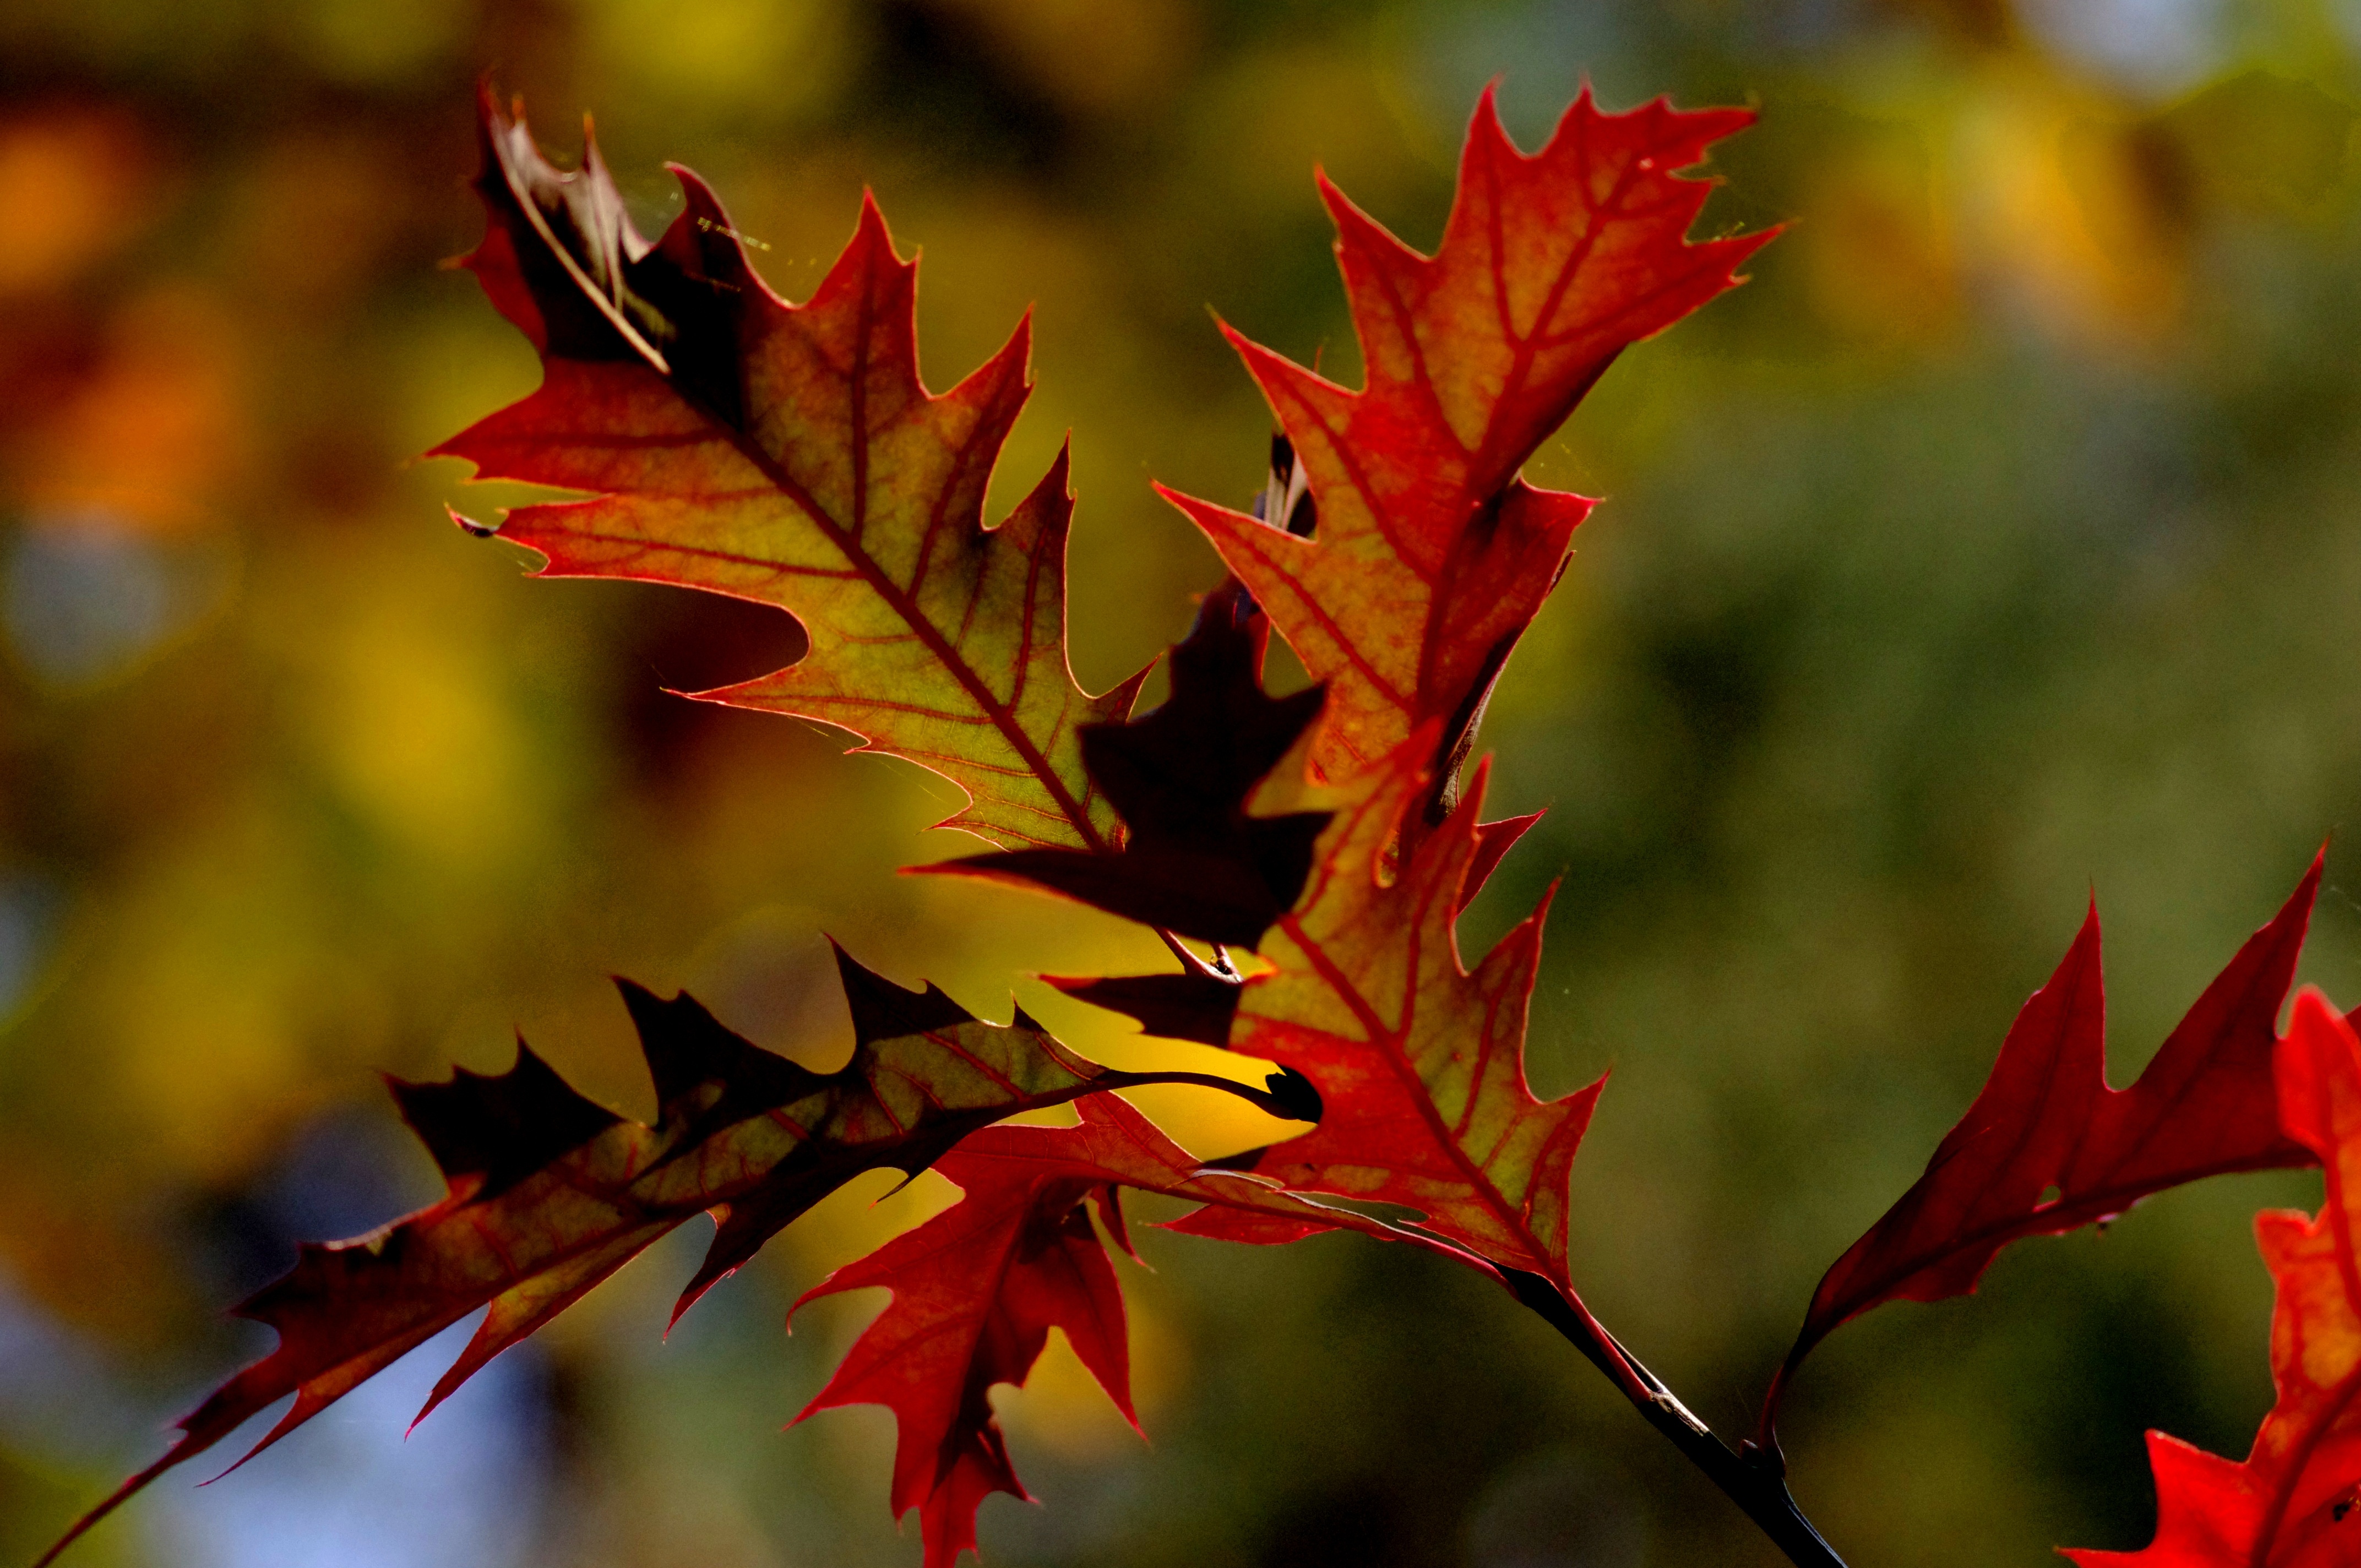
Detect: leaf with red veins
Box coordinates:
(793, 1092, 1497, 1566)
(946, 1088, 1502, 1263)
(1162, 88, 1771, 786)
(1198, 728, 1597, 1289)
(39, 948, 1314, 1568)
(793, 1157, 1133, 1568)
(430, 87, 1140, 851)
(2065, 990, 2361, 1567)
(1763, 854, 2322, 1441)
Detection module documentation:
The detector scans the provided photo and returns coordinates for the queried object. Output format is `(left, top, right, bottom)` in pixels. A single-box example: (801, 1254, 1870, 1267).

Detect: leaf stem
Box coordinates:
(1500, 1270, 1847, 1568)
(1156, 926, 1222, 976)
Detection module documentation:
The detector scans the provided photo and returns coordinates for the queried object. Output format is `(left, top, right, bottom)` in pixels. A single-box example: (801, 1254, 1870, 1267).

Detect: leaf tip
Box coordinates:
(853, 186, 899, 257)
(830, 939, 977, 1047)
(2271, 849, 2328, 949)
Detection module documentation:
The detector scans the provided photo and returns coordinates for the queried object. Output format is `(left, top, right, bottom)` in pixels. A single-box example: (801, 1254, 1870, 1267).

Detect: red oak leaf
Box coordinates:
(1160, 89, 1771, 794)
(41, 953, 1314, 1568)
(793, 1092, 1488, 1567)
(793, 1148, 1135, 1568)
(432, 88, 1140, 851)
(1172, 731, 1587, 1298)
(2065, 989, 2361, 1566)
(1761, 856, 2322, 1442)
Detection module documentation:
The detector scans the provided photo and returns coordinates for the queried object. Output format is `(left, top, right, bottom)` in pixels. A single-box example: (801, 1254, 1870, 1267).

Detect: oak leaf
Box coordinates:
(794, 1137, 1136, 1568)
(2065, 989, 2361, 1566)
(1160, 89, 1771, 794)
(1061, 726, 1583, 1300)
(432, 87, 1139, 851)
(793, 1090, 1493, 1567)
(1761, 857, 2322, 1440)
(40, 950, 1309, 1567)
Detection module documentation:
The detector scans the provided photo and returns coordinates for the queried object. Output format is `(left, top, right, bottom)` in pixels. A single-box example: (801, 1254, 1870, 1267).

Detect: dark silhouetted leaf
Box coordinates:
(931, 578, 1329, 946)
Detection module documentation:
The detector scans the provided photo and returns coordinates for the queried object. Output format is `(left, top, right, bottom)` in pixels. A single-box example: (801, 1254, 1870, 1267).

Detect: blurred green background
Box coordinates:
(5, 0, 2361, 1564)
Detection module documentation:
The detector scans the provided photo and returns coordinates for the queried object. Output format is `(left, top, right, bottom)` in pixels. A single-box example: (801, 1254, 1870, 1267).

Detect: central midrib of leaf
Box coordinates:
(1860, 1159, 2288, 1296)
(1294, 146, 1651, 744)
(1276, 902, 1558, 1283)
(361, 1173, 680, 1330)
(1405, 149, 1638, 741)
(1838, 957, 2297, 1318)
(627, 244, 1107, 853)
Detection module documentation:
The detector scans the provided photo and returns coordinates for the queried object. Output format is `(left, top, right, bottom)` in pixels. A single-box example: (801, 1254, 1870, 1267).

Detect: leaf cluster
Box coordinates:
(41, 77, 2361, 1568)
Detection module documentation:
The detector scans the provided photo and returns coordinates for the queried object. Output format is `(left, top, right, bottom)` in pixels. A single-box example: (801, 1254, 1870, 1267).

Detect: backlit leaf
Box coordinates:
(39, 949, 1306, 1566)
(794, 1090, 1494, 1567)
(431, 88, 1140, 851)
(1762, 857, 2321, 1439)
(1185, 732, 1587, 1291)
(1160, 89, 1771, 795)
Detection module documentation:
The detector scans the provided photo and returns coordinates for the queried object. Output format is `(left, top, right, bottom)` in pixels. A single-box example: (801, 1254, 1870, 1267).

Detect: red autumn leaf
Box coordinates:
(40, 951, 1313, 1568)
(1760, 856, 2322, 1441)
(793, 1090, 1493, 1567)
(1159, 89, 1771, 790)
(932, 576, 1331, 947)
(1134, 728, 1584, 1304)
(793, 1144, 1136, 1568)
(2065, 989, 2361, 1566)
(431, 87, 1141, 851)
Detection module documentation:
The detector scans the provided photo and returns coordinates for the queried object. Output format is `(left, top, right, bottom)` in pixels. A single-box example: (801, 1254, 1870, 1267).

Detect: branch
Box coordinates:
(1501, 1270, 1847, 1568)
